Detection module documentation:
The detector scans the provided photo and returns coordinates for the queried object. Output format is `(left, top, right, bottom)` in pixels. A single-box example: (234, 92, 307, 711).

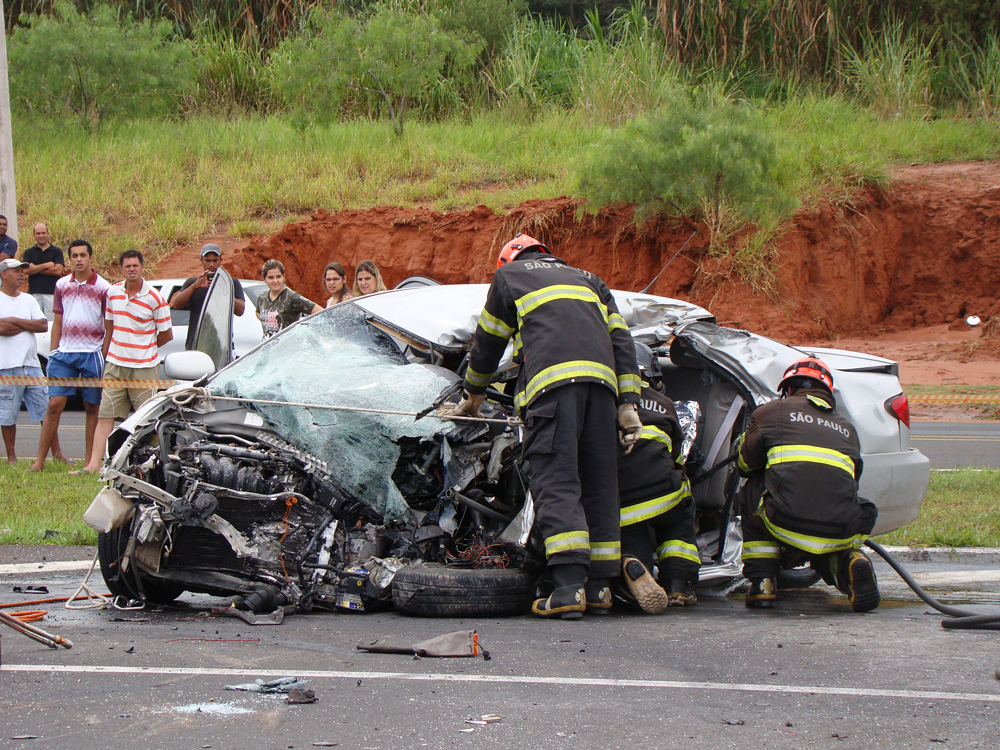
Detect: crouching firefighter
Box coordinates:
(438, 234, 643, 619)
(617, 343, 700, 614)
(737, 356, 880, 612)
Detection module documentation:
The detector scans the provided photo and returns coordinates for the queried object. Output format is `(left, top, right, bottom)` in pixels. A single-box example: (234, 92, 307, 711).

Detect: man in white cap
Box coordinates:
(0, 259, 49, 465)
(169, 243, 246, 349)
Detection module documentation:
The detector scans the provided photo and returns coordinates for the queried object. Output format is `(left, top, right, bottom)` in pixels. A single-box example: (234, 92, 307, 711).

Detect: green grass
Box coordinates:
(876, 468, 1000, 547)
(905, 384, 1000, 396)
(2, 463, 995, 548)
(0, 462, 102, 545)
(14, 98, 1000, 271)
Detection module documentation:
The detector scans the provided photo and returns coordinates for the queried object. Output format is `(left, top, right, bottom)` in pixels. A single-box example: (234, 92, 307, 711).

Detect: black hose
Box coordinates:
(865, 539, 1000, 631)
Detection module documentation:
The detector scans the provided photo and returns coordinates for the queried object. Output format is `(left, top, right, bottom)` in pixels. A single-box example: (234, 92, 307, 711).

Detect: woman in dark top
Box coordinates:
(255, 259, 322, 339)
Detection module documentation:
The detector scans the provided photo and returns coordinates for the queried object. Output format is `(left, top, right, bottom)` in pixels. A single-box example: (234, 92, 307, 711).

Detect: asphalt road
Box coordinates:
(909, 421, 1000, 469)
(12, 413, 1000, 469)
(1, 548, 999, 749)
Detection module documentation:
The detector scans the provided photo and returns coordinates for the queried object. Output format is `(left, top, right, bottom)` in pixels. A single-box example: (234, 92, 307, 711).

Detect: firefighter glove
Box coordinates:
(437, 391, 486, 420)
(618, 403, 642, 453)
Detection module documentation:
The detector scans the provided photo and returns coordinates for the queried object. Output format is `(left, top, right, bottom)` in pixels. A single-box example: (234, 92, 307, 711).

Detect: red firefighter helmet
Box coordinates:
(778, 356, 834, 395)
(497, 233, 548, 268)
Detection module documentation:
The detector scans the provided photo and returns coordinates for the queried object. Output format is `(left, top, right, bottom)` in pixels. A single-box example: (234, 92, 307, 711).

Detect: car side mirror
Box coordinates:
(164, 350, 217, 382)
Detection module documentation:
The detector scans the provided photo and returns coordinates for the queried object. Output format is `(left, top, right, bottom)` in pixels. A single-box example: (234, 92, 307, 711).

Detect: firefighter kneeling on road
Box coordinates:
(438, 233, 643, 619)
(737, 356, 880, 612)
(617, 343, 701, 614)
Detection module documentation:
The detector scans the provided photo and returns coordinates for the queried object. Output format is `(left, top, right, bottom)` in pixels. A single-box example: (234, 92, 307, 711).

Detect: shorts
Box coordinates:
(98, 362, 160, 420)
(0, 365, 48, 426)
(32, 294, 54, 317)
(46, 349, 105, 404)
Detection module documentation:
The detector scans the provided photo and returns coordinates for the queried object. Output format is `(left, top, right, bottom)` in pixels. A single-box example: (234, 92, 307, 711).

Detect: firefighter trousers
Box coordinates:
(523, 383, 621, 579)
(620, 495, 700, 583)
(738, 479, 877, 582)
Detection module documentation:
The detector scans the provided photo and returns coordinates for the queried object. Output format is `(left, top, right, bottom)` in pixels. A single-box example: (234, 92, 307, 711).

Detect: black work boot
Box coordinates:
(838, 550, 880, 613)
(585, 577, 613, 615)
(665, 579, 697, 607)
(622, 557, 668, 613)
(532, 564, 587, 619)
(746, 577, 777, 608)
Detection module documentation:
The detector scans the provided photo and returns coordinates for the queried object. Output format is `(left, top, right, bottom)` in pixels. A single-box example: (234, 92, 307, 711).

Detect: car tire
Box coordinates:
(392, 564, 535, 618)
(778, 565, 823, 589)
(98, 516, 185, 604)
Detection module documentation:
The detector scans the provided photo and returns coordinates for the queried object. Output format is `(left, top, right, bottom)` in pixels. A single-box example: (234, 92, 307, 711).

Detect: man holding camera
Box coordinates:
(169, 243, 246, 350)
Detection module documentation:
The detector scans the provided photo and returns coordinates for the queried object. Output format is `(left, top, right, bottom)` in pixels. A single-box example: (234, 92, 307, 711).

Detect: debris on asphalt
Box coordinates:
(124, 646, 135, 654)
(12, 586, 48, 595)
(224, 677, 307, 693)
(286, 687, 317, 704)
(480, 714, 502, 723)
(458, 729, 475, 734)
(357, 630, 484, 658)
(10, 736, 39, 740)
(722, 719, 745, 726)
(311, 743, 338, 747)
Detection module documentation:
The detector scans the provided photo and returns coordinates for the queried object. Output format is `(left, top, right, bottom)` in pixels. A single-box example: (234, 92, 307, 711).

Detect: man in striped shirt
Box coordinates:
(75, 249, 172, 475)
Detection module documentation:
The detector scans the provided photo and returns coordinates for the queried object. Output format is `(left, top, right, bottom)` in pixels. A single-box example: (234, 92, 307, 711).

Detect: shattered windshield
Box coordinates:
(209, 303, 453, 519)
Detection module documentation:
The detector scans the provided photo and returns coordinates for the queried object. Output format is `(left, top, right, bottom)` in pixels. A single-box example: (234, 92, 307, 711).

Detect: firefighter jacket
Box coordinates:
(737, 388, 873, 556)
(618, 387, 692, 527)
(464, 250, 641, 414)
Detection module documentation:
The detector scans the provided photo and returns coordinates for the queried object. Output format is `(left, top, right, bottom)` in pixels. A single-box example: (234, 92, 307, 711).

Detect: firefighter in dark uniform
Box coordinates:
(618, 343, 701, 613)
(439, 234, 643, 619)
(737, 356, 880, 612)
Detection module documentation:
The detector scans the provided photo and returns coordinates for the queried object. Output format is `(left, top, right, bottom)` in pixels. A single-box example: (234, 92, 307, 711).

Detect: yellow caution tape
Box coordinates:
(909, 394, 1000, 404)
(0, 375, 175, 389)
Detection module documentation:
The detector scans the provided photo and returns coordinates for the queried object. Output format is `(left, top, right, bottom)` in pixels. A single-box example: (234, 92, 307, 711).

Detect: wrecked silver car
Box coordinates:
(88, 275, 929, 618)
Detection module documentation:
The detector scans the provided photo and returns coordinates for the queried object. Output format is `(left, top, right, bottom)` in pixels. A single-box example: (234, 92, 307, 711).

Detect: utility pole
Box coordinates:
(0, 0, 17, 242)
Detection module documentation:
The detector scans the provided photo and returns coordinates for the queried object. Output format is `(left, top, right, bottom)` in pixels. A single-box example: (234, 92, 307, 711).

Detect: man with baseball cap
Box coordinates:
(0, 259, 49, 465)
(169, 243, 246, 350)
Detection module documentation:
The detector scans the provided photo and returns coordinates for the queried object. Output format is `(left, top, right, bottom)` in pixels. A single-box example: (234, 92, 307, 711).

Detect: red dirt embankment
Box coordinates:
(224, 162, 1000, 340)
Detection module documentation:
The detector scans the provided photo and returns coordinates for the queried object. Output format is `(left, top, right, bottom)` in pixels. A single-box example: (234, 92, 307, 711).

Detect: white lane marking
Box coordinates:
(913, 570, 1000, 584)
(0, 560, 94, 575)
(4, 664, 999, 703)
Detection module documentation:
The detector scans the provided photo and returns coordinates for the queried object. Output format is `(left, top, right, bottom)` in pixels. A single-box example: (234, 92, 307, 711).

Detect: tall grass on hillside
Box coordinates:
(572, 3, 682, 124)
(840, 22, 937, 120)
(951, 36, 1000, 121)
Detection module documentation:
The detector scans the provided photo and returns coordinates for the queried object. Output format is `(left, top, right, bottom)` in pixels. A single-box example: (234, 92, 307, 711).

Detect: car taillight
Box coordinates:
(884, 393, 910, 428)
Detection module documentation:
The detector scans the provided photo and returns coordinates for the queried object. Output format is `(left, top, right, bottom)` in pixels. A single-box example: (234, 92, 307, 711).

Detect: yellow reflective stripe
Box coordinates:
(766, 445, 855, 476)
(515, 360, 618, 411)
(544, 530, 590, 556)
(465, 366, 492, 389)
(620, 480, 691, 526)
(512, 331, 522, 357)
(515, 285, 606, 321)
(589, 540, 621, 562)
(478, 309, 514, 340)
(607, 312, 628, 333)
(639, 426, 672, 452)
(806, 394, 833, 410)
(656, 540, 700, 564)
(617, 373, 642, 395)
(736, 433, 758, 473)
(742, 541, 781, 559)
(758, 510, 865, 556)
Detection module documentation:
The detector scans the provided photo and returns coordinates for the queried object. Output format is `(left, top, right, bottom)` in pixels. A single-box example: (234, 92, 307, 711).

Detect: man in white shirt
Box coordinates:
(30, 240, 111, 472)
(0, 259, 49, 466)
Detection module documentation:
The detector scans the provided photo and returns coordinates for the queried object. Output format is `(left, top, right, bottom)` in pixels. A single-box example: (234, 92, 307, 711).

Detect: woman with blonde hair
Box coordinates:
(353, 259, 387, 296)
(323, 262, 354, 308)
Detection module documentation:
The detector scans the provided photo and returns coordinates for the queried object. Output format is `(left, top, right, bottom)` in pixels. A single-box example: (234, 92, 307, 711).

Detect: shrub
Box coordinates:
(7, 1, 195, 130)
(272, 4, 481, 133)
(574, 100, 788, 233)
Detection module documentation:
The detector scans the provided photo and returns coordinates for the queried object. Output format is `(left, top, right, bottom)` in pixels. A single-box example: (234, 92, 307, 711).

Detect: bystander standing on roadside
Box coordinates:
(73, 250, 172, 475)
(353, 260, 387, 296)
(29, 240, 111, 472)
(323, 262, 353, 308)
(0, 259, 49, 467)
(21, 223, 64, 317)
(169, 243, 246, 349)
(256, 260, 321, 339)
(0, 216, 17, 262)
